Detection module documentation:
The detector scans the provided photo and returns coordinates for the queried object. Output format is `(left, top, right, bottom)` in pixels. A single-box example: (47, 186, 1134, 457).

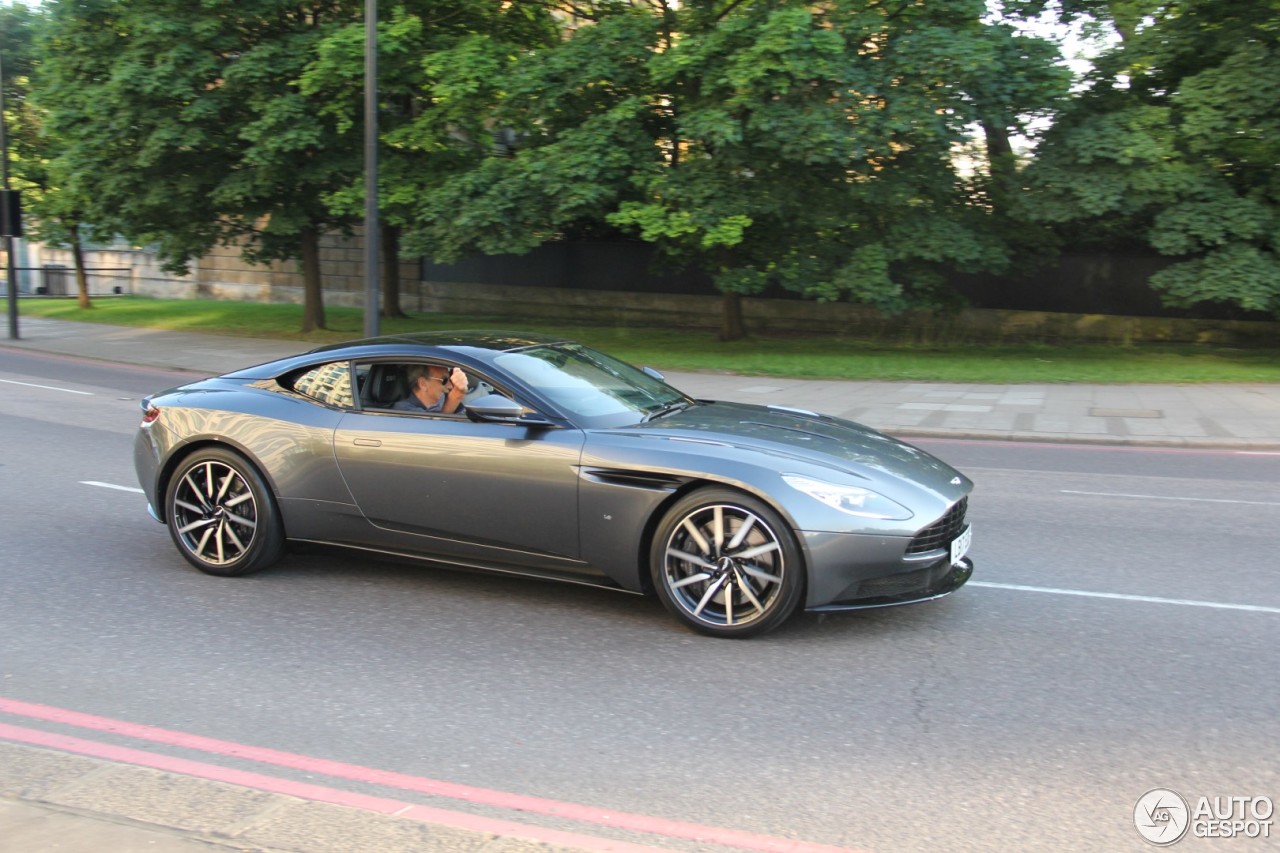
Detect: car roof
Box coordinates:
(221, 330, 574, 380)
(306, 330, 570, 355)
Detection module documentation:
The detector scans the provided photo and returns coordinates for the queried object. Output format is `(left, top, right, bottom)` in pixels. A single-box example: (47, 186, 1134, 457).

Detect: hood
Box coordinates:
(618, 401, 968, 490)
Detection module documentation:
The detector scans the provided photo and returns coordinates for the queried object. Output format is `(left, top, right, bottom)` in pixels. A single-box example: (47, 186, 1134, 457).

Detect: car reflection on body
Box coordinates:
(134, 331, 974, 638)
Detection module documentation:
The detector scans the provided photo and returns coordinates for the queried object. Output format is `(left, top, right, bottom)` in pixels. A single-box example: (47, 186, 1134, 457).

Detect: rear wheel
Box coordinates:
(164, 448, 284, 577)
(651, 488, 804, 638)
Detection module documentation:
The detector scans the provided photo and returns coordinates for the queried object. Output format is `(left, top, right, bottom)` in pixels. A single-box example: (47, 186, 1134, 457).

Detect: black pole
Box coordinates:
(362, 0, 379, 338)
(1, 49, 18, 340)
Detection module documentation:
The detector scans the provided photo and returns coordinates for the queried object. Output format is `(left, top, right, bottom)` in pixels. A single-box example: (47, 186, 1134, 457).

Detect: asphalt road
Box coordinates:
(1, 350, 1277, 852)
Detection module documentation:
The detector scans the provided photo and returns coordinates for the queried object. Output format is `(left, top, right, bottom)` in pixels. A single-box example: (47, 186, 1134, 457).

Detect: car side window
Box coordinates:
(357, 361, 511, 415)
(287, 361, 354, 409)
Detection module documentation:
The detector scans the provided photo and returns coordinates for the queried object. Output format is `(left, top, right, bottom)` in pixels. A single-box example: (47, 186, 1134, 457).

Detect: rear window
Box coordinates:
(286, 361, 354, 408)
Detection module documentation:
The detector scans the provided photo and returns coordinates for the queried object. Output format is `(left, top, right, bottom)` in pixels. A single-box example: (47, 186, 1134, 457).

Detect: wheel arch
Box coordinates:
(157, 438, 280, 525)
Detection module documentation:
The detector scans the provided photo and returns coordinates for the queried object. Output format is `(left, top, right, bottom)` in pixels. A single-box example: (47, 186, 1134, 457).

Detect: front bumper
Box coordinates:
(805, 557, 973, 612)
(800, 525, 974, 611)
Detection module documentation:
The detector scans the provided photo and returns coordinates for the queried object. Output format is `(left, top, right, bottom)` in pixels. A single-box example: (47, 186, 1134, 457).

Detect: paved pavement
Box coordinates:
(1, 317, 1278, 853)
(0, 741, 609, 853)
(3, 316, 1279, 449)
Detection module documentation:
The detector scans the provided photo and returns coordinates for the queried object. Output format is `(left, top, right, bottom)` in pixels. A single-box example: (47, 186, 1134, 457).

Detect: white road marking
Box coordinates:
(1060, 489, 1280, 507)
(971, 581, 1280, 615)
(1236, 451, 1280, 457)
(81, 481, 145, 494)
(0, 378, 93, 395)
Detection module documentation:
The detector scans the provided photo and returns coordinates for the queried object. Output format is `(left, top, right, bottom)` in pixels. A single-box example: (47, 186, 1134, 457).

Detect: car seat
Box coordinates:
(363, 366, 407, 409)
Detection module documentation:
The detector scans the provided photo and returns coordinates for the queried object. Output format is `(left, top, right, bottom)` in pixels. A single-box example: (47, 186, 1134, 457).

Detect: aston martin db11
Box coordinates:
(134, 331, 974, 638)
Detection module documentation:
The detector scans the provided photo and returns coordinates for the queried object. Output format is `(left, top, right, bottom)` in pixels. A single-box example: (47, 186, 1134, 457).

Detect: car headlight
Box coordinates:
(782, 474, 914, 520)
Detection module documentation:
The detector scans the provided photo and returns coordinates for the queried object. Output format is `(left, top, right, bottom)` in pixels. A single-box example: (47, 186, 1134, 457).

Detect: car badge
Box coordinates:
(950, 477, 961, 485)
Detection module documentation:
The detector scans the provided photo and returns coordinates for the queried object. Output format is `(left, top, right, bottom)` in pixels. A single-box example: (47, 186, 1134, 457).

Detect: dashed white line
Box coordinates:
(971, 581, 1280, 615)
(1060, 489, 1280, 507)
(80, 481, 144, 494)
(0, 378, 93, 395)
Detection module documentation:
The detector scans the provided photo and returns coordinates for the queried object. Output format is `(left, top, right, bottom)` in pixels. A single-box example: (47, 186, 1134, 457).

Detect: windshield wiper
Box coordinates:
(643, 400, 694, 422)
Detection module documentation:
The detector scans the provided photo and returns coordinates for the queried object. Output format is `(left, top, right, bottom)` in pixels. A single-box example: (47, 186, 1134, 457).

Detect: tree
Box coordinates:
(3, 3, 108, 311)
(299, 1, 559, 318)
(37, 0, 369, 331)
(1025, 0, 1280, 317)
(402, 0, 1067, 339)
(0, 5, 81, 305)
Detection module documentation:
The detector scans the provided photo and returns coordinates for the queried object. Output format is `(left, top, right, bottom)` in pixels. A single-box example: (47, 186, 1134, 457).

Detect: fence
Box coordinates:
(6, 266, 133, 297)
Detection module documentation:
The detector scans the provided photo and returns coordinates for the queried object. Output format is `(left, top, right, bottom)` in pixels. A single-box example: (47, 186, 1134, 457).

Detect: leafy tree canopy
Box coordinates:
(36, 0, 377, 329)
(1025, 0, 1280, 315)
(399, 0, 1068, 336)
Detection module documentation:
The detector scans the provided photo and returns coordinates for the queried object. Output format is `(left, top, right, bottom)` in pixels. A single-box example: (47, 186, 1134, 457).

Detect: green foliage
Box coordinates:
(391, 0, 1066, 325)
(35, 1, 364, 275)
(299, 1, 559, 233)
(1026, 0, 1280, 316)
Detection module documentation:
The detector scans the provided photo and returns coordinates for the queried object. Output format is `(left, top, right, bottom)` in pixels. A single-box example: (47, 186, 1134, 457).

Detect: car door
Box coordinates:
(332, 366, 590, 575)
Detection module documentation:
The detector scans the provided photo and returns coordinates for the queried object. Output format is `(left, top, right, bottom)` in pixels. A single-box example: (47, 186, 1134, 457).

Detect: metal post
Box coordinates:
(1, 49, 18, 340)
(362, 0, 380, 338)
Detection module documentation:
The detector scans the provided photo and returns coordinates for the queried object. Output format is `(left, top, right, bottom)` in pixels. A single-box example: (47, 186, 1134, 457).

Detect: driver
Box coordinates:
(393, 364, 469, 415)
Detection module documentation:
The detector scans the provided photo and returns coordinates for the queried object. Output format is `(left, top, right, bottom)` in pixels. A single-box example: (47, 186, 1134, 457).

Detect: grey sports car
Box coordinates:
(134, 331, 974, 638)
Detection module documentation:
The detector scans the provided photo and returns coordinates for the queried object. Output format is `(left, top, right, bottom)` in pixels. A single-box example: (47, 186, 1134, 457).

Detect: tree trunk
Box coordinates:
(983, 121, 1017, 215)
(720, 291, 746, 341)
(70, 223, 92, 310)
(381, 223, 406, 318)
(299, 227, 326, 332)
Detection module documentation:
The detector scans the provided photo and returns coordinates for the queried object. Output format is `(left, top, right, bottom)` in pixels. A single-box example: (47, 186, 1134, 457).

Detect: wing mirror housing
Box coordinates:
(466, 393, 555, 427)
(642, 366, 665, 382)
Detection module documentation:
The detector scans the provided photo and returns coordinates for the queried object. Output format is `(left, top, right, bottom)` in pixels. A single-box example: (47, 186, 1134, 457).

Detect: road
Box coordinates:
(1, 349, 1277, 852)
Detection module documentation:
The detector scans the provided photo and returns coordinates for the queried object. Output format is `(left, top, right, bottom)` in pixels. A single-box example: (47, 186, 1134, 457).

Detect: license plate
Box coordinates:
(950, 525, 973, 565)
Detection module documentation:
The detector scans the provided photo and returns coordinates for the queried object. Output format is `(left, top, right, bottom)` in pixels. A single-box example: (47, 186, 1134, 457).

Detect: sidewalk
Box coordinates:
(0, 741, 603, 853)
(3, 317, 1278, 449)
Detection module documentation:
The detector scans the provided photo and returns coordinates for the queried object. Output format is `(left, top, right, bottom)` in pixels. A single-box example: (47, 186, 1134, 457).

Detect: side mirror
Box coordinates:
(466, 394, 554, 427)
(642, 366, 665, 382)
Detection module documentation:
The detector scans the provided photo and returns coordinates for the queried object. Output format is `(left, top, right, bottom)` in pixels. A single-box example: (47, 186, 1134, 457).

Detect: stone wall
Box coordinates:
(19, 234, 1280, 346)
(419, 279, 1280, 346)
(26, 230, 416, 306)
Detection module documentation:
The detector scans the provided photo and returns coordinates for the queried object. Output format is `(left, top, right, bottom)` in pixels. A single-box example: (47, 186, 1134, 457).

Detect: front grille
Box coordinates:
(906, 497, 968, 555)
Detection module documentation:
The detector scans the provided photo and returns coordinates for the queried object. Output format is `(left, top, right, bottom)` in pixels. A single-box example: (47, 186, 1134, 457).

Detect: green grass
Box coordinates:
(18, 295, 1280, 384)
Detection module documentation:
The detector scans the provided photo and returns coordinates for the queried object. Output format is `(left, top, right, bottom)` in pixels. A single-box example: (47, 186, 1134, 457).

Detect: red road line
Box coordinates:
(0, 698, 862, 853)
(0, 722, 666, 853)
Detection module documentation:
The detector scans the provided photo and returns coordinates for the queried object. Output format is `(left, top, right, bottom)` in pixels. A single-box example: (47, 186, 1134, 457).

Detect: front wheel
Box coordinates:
(651, 488, 804, 638)
(164, 447, 285, 577)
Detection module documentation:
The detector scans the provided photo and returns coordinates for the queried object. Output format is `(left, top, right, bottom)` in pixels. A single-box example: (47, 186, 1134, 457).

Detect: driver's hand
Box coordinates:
(448, 368, 469, 395)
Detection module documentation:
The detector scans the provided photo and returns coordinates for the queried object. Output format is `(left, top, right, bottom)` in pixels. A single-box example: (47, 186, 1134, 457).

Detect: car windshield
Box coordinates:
(494, 343, 690, 428)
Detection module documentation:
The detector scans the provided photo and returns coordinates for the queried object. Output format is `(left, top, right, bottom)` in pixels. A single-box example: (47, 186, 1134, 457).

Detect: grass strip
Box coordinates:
(17, 296, 1280, 384)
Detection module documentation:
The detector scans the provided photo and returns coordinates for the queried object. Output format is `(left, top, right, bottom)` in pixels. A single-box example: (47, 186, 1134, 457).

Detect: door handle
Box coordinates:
(353, 438, 382, 447)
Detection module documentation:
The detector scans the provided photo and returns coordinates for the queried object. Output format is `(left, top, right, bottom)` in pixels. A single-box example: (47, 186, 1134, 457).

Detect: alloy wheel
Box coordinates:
(661, 502, 789, 631)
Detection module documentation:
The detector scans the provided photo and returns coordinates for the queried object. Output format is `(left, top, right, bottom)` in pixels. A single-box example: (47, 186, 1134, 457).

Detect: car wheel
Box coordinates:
(651, 488, 804, 638)
(164, 447, 285, 577)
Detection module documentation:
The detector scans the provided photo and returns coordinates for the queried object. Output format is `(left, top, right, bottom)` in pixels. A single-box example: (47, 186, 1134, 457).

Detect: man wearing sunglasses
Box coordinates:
(392, 364, 469, 414)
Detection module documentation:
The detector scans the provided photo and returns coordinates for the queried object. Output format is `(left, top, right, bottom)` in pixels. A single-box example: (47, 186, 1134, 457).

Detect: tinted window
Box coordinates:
(288, 361, 354, 408)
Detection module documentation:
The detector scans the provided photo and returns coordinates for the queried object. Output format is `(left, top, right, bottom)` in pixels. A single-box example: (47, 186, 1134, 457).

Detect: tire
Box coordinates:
(164, 447, 285, 577)
(651, 488, 804, 638)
